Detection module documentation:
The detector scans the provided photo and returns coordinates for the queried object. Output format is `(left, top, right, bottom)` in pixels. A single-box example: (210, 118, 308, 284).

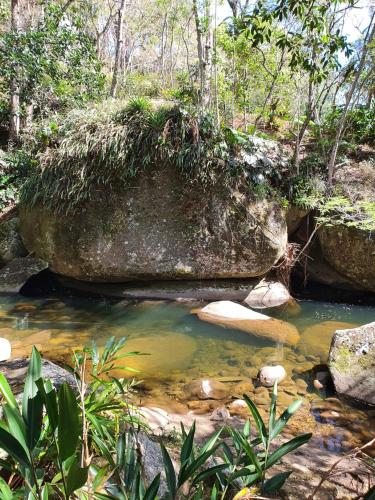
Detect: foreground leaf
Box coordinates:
(263, 471, 292, 494)
(58, 383, 80, 461)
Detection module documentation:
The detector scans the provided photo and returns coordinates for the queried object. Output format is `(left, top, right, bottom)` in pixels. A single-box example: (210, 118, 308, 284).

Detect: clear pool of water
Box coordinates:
(0, 294, 374, 453)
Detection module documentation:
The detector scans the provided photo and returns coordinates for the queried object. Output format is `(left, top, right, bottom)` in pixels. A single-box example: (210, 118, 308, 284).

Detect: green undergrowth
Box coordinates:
(290, 157, 375, 232)
(19, 98, 285, 214)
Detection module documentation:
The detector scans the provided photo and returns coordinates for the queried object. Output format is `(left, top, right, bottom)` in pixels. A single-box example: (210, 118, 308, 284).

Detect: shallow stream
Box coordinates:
(0, 293, 374, 454)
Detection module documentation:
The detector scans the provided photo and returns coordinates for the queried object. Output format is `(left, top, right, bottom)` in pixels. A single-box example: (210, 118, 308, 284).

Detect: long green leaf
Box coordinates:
(35, 379, 58, 432)
(180, 421, 195, 466)
(0, 478, 13, 500)
(161, 443, 176, 499)
(25, 393, 43, 450)
(3, 404, 27, 453)
(57, 383, 80, 461)
(270, 400, 303, 440)
(266, 434, 312, 469)
(0, 427, 31, 468)
(268, 382, 278, 435)
(179, 444, 221, 485)
(243, 394, 267, 448)
(66, 457, 89, 496)
(22, 347, 42, 419)
(143, 474, 161, 500)
(192, 464, 228, 485)
(0, 373, 18, 410)
(263, 471, 292, 494)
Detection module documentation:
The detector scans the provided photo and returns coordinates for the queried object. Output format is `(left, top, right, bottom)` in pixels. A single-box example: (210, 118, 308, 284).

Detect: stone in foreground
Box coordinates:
(184, 379, 230, 400)
(197, 300, 300, 345)
(0, 257, 48, 293)
(244, 278, 291, 309)
(258, 365, 286, 386)
(328, 321, 375, 406)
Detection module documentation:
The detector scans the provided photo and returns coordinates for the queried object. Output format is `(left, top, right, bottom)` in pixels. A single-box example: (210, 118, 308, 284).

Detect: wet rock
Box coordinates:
(210, 406, 230, 421)
(0, 338, 11, 361)
(197, 301, 300, 345)
(228, 399, 247, 410)
(329, 321, 375, 406)
(184, 379, 230, 400)
(136, 433, 170, 499)
(313, 379, 324, 390)
(187, 400, 211, 414)
(0, 358, 75, 393)
(233, 379, 254, 397)
(244, 278, 292, 310)
(258, 365, 286, 387)
(0, 257, 48, 293)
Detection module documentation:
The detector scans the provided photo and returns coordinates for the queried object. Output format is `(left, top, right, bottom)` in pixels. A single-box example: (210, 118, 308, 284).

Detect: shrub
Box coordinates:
(0, 338, 311, 499)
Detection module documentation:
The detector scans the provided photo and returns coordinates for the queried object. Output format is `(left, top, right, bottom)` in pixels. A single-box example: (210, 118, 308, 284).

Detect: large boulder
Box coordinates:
(328, 321, 375, 406)
(0, 214, 27, 265)
(197, 300, 300, 345)
(19, 166, 287, 282)
(319, 225, 375, 293)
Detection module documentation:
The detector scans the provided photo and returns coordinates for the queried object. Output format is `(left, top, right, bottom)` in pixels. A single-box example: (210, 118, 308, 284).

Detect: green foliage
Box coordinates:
(318, 105, 375, 145)
(20, 101, 284, 214)
(0, 1, 104, 120)
(0, 339, 311, 499)
(211, 383, 311, 497)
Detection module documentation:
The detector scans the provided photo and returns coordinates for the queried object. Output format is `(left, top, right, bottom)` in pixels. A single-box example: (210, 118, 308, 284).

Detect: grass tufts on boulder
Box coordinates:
(20, 99, 285, 214)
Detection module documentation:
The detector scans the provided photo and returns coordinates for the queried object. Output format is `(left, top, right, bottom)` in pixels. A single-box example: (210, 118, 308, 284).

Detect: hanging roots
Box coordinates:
(273, 242, 301, 289)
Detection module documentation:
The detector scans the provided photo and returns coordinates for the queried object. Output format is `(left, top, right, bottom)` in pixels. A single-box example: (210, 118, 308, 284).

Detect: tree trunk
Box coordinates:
(327, 17, 375, 186)
(193, 0, 212, 109)
(110, 0, 126, 98)
(9, 0, 21, 145)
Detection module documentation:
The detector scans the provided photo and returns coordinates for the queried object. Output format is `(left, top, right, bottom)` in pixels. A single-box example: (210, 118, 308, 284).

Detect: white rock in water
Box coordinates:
(258, 365, 286, 387)
(244, 279, 291, 309)
(197, 300, 300, 345)
(0, 338, 11, 362)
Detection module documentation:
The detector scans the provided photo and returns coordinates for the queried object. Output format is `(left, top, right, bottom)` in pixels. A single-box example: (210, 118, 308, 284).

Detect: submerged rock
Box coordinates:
(258, 365, 286, 387)
(111, 333, 197, 376)
(0, 257, 48, 293)
(184, 379, 230, 400)
(328, 321, 375, 406)
(319, 225, 375, 293)
(197, 300, 300, 345)
(19, 165, 287, 281)
(244, 278, 292, 309)
(300, 321, 357, 362)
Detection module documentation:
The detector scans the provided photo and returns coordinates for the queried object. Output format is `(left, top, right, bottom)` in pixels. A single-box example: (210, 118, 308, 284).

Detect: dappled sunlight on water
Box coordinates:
(0, 295, 374, 453)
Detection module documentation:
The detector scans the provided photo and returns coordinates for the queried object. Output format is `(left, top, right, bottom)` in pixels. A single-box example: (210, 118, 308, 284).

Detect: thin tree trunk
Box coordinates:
(110, 0, 126, 97)
(327, 16, 375, 186)
(9, 0, 21, 145)
(193, 0, 205, 107)
(293, 76, 314, 170)
(193, 0, 212, 109)
(203, 0, 212, 109)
